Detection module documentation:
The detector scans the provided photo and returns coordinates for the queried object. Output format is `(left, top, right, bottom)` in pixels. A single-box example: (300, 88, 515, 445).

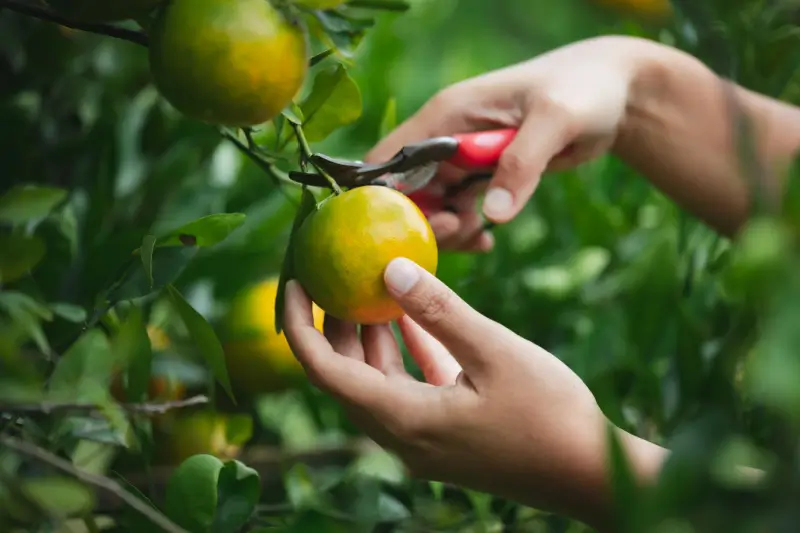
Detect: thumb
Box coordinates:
(482, 108, 575, 224)
(383, 257, 505, 381)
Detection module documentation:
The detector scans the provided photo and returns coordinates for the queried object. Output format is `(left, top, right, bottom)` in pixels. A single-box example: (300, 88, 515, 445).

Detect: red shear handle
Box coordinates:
(448, 128, 518, 169)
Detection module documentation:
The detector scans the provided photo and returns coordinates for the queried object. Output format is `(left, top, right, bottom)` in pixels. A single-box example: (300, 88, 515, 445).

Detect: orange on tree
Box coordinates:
(293, 185, 438, 325)
(46, 0, 163, 23)
(220, 277, 324, 396)
(148, 0, 309, 127)
(153, 410, 250, 465)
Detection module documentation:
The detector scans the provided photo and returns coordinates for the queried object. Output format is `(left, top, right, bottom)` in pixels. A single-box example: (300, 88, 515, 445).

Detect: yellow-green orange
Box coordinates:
(154, 411, 247, 465)
(222, 277, 324, 395)
(148, 0, 309, 126)
(47, 0, 163, 22)
(294, 186, 438, 325)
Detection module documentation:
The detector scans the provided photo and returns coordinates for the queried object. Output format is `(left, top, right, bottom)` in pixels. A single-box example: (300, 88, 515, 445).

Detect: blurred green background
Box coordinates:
(2, 0, 800, 532)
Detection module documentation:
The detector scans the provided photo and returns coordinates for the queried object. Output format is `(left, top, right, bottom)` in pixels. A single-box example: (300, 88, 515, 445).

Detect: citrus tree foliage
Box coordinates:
(1, 0, 800, 532)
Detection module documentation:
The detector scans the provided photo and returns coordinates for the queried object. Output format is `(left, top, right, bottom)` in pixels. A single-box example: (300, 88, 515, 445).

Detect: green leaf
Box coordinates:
(112, 305, 153, 403)
(14, 477, 95, 521)
(0, 232, 45, 282)
(166, 284, 235, 403)
(347, 0, 410, 11)
(141, 234, 157, 289)
(282, 105, 304, 125)
(49, 302, 87, 323)
(225, 413, 255, 447)
(0, 290, 53, 354)
(0, 184, 67, 225)
(155, 213, 246, 248)
(275, 188, 317, 334)
(379, 97, 397, 138)
(165, 455, 260, 533)
(284, 463, 320, 510)
(300, 64, 363, 142)
(106, 245, 199, 305)
(308, 10, 373, 61)
(606, 424, 644, 533)
(165, 454, 224, 533)
(48, 328, 114, 403)
(211, 460, 261, 533)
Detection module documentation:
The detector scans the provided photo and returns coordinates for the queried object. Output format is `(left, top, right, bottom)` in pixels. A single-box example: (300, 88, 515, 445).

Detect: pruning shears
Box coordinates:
(289, 128, 519, 216)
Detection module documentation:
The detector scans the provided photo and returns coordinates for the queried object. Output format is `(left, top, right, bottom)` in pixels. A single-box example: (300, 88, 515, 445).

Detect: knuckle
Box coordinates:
(498, 149, 530, 177)
(416, 288, 456, 328)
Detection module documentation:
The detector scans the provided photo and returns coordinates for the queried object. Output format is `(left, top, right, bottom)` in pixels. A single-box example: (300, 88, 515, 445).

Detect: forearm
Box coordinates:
(614, 42, 800, 236)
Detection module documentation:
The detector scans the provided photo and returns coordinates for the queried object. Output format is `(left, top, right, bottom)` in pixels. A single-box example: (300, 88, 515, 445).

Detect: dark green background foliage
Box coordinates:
(2, 0, 800, 532)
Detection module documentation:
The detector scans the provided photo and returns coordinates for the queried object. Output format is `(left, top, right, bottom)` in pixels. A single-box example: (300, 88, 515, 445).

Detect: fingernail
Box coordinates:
(384, 257, 420, 295)
(482, 188, 513, 219)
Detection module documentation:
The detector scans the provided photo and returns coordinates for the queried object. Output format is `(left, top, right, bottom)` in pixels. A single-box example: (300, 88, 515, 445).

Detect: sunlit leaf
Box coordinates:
(166, 284, 235, 403)
(0, 232, 45, 282)
(275, 187, 317, 334)
(0, 183, 67, 225)
(155, 213, 246, 248)
(300, 64, 363, 142)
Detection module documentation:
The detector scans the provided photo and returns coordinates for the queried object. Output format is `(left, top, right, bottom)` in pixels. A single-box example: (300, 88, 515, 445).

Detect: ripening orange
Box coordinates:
(293, 186, 438, 325)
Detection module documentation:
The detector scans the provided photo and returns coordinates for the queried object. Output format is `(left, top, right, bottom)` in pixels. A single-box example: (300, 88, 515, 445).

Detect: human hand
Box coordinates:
(283, 257, 618, 526)
(366, 35, 670, 251)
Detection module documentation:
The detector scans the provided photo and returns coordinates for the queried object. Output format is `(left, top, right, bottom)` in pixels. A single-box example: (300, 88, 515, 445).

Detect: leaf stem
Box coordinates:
(0, 0, 149, 47)
(290, 122, 342, 194)
(0, 436, 189, 533)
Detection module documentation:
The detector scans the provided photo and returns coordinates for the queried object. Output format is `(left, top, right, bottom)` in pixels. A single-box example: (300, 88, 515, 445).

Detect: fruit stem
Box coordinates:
(291, 121, 343, 195)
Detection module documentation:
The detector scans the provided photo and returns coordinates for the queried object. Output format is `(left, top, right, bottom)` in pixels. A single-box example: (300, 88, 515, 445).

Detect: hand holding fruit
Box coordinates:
(283, 258, 668, 530)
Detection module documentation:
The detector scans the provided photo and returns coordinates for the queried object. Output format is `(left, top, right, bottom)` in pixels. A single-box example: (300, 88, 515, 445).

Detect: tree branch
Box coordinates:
(0, 0, 149, 47)
(0, 436, 188, 533)
(0, 395, 209, 416)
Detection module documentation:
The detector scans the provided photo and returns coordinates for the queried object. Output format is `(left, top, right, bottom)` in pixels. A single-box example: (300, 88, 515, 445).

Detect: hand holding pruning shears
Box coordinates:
(293, 36, 642, 251)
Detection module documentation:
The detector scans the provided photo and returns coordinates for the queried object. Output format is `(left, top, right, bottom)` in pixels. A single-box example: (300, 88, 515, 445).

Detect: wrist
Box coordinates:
(571, 421, 670, 532)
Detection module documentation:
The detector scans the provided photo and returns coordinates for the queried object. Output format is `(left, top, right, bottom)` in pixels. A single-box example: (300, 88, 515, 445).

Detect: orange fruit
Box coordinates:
(154, 411, 251, 465)
(220, 277, 324, 395)
(46, 0, 163, 22)
(293, 186, 438, 325)
(148, 0, 309, 127)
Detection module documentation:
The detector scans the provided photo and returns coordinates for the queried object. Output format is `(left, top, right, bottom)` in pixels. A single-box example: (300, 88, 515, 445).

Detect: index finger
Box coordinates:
(283, 280, 391, 409)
